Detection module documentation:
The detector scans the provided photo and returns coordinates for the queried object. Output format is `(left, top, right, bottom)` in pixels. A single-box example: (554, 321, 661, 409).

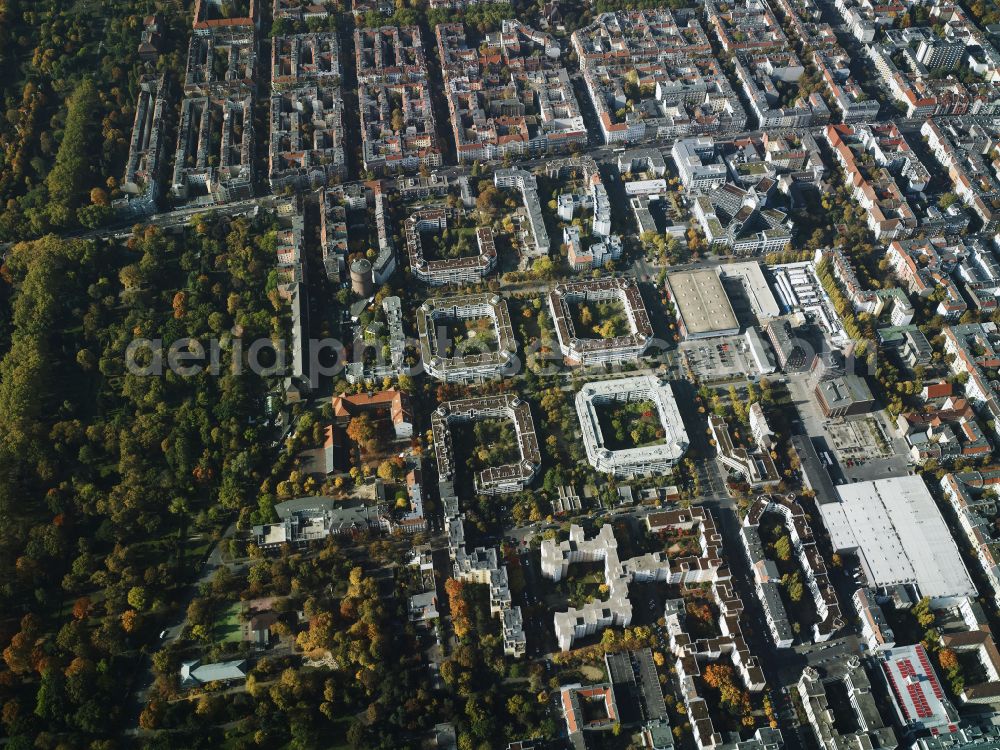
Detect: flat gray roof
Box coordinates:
(666, 268, 739, 337)
(719, 261, 781, 319)
(820, 476, 976, 601)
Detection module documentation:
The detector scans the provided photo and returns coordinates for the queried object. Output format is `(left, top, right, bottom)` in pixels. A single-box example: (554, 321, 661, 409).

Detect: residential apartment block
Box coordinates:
(692, 182, 791, 254)
(733, 52, 830, 129)
(119, 76, 169, 215)
(355, 26, 441, 174)
(493, 168, 551, 264)
(431, 394, 540, 494)
(943, 323, 1000, 435)
(572, 10, 745, 144)
(405, 208, 497, 286)
(171, 93, 255, 203)
(436, 20, 585, 162)
(417, 293, 517, 382)
(812, 49, 880, 122)
(941, 472, 1000, 608)
(825, 124, 917, 242)
(576, 376, 689, 477)
(744, 494, 844, 643)
(921, 118, 1000, 233)
(548, 277, 653, 365)
(798, 661, 897, 750)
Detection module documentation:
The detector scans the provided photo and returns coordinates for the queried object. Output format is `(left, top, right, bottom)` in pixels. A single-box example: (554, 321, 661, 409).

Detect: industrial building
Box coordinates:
(718, 261, 781, 321)
(665, 269, 740, 340)
(818, 476, 977, 607)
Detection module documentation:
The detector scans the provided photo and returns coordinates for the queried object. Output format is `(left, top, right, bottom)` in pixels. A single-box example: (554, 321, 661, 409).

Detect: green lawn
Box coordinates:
(215, 601, 243, 644)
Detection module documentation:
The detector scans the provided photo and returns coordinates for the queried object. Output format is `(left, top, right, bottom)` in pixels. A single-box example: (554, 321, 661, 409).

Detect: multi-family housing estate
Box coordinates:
(572, 10, 746, 144)
(119, 75, 169, 215)
(692, 182, 791, 254)
(493, 168, 551, 266)
(943, 323, 1000, 435)
(544, 156, 622, 270)
(576, 375, 689, 477)
(269, 32, 345, 191)
(542, 524, 671, 651)
(896, 398, 991, 464)
(853, 587, 896, 653)
(798, 660, 898, 750)
(773, 0, 837, 49)
(452, 546, 526, 656)
(436, 20, 585, 162)
(172, 20, 257, 204)
(710, 415, 781, 489)
(733, 51, 829, 128)
(170, 93, 255, 203)
(345, 295, 409, 385)
(705, 0, 786, 54)
(922, 117, 1000, 233)
(417, 293, 518, 382)
(812, 49, 880, 122)
(405, 208, 498, 286)
(825, 123, 918, 242)
(743, 494, 844, 644)
(867, 25, 995, 118)
(355, 26, 441, 174)
(833, 0, 877, 42)
(431, 394, 541, 494)
(183, 29, 257, 95)
(931, 2, 1000, 82)
(887, 236, 969, 319)
(824, 247, 913, 324)
(548, 277, 653, 365)
(434, 413, 528, 657)
(657, 507, 771, 750)
(941, 472, 1000, 608)
(885, 233, 1000, 317)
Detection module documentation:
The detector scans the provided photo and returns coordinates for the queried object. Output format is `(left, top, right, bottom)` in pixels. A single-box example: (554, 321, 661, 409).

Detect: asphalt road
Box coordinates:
(127, 522, 238, 728)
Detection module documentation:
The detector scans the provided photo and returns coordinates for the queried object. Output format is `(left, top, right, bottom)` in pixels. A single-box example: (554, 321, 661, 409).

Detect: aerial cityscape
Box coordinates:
(9, 0, 1000, 748)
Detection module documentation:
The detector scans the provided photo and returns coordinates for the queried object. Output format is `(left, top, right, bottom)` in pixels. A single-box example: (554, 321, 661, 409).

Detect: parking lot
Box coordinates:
(681, 335, 758, 383)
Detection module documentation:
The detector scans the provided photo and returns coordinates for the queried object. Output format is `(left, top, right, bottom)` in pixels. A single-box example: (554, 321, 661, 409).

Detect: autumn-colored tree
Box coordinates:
(2, 614, 40, 674)
(939, 648, 959, 673)
(377, 457, 404, 482)
(139, 699, 164, 730)
(172, 291, 187, 319)
(89, 187, 109, 207)
(72, 596, 92, 620)
(121, 610, 139, 634)
(445, 578, 471, 639)
(347, 413, 381, 453)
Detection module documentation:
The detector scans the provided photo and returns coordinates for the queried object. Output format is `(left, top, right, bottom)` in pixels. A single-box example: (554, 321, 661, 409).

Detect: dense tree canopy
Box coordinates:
(0, 215, 284, 745)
